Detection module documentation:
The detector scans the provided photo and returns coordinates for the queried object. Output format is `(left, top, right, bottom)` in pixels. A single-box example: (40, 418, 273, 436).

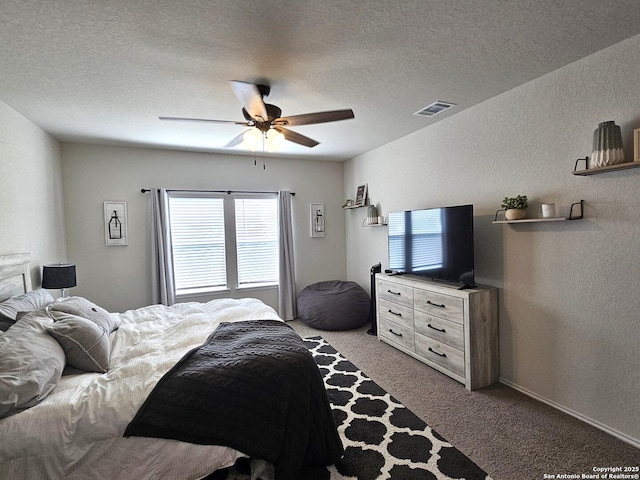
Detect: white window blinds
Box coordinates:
(167, 193, 279, 296)
(169, 196, 227, 295)
(235, 197, 278, 287)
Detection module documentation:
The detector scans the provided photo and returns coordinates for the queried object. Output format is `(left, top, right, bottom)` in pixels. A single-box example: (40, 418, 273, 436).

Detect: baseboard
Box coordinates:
(499, 378, 640, 449)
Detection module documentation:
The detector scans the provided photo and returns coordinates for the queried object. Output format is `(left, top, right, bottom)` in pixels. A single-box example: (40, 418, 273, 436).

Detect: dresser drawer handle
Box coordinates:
(389, 329, 403, 337)
(427, 323, 446, 333)
(428, 347, 446, 358)
(387, 289, 401, 296)
(388, 309, 402, 317)
(426, 300, 445, 308)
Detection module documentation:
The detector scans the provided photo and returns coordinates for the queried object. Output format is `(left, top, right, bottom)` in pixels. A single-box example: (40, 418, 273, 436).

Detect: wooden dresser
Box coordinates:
(376, 273, 499, 390)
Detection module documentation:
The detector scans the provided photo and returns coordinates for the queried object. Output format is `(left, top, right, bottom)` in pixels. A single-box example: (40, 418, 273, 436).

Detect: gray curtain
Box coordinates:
(150, 188, 176, 306)
(278, 190, 297, 320)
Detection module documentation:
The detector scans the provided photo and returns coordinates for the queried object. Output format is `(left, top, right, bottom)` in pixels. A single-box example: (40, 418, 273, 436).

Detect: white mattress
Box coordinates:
(0, 297, 282, 480)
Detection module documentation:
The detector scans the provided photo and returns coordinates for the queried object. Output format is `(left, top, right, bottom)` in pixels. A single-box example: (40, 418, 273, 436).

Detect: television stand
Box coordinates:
(375, 273, 498, 390)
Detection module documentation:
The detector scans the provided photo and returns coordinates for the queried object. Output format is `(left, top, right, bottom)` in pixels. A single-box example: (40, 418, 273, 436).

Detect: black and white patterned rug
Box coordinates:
(211, 336, 493, 480)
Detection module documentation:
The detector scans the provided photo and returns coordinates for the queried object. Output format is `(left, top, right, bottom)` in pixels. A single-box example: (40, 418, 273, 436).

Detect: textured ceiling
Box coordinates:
(2, 0, 640, 161)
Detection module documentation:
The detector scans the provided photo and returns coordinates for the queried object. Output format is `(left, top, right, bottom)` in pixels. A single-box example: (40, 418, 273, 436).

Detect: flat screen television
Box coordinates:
(387, 204, 475, 287)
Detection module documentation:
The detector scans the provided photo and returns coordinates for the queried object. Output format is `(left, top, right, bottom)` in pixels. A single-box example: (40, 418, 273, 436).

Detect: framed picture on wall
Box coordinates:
(354, 184, 368, 207)
(104, 201, 128, 246)
(634, 128, 640, 162)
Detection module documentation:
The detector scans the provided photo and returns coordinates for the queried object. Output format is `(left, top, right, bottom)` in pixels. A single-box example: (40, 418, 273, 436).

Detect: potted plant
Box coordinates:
(501, 195, 528, 220)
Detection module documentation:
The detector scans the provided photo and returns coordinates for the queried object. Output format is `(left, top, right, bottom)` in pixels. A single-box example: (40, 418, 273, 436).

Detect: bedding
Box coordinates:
(125, 320, 343, 480)
(47, 295, 119, 333)
(0, 310, 65, 418)
(0, 289, 54, 328)
(47, 312, 111, 373)
(0, 297, 296, 480)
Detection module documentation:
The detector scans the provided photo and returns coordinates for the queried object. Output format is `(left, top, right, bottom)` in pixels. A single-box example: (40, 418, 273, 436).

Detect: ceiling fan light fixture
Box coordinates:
(161, 80, 353, 151)
(266, 129, 285, 152)
(242, 128, 262, 151)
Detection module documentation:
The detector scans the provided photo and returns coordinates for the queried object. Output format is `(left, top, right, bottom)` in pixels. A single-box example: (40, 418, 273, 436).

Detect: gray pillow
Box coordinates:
(47, 296, 118, 333)
(0, 310, 65, 418)
(0, 289, 55, 322)
(48, 312, 110, 373)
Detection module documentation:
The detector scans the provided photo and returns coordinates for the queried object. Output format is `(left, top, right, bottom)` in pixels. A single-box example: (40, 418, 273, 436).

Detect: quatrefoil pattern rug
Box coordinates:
(304, 336, 492, 480)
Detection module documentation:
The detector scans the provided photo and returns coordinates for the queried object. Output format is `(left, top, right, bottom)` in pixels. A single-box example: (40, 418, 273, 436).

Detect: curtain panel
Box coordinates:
(150, 188, 176, 306)
(278, 190, 297, 320)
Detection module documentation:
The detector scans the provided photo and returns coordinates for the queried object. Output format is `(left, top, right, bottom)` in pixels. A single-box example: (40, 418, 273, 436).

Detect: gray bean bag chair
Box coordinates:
(297, 280, 370, 331)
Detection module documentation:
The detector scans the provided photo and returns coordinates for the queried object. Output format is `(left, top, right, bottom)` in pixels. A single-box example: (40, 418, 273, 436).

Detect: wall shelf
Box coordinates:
(342, 205, 368, 210)
(572, 157, 640, 176)
(493, 200, 584, 224)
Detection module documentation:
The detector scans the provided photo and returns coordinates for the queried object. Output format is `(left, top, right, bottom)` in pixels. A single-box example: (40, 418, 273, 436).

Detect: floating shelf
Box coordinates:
(572, 158, 640, 176)
(493, 200, 584, 224)
(493, 217, 572, 224)
(342, 205, 368, 210)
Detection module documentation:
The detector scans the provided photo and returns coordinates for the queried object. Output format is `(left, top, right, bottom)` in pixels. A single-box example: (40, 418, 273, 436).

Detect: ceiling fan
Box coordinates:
(159, 80, 355, 149)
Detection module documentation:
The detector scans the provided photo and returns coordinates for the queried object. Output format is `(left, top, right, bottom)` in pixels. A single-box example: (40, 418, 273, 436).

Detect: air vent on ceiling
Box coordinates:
(414, 101, 456, 117)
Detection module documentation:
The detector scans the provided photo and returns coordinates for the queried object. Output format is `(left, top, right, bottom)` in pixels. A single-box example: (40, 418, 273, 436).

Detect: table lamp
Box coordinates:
(42, 263, 77, 298)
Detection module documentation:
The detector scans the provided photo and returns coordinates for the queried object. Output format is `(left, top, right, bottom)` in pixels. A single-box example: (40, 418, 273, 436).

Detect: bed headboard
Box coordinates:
(0, 253, 32, 302)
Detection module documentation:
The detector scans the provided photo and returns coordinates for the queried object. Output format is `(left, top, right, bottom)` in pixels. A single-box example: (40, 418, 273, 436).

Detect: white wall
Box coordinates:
(61, 144, 346, 313)
(0, 100, 66, 285)
(344, 35, 640, 446)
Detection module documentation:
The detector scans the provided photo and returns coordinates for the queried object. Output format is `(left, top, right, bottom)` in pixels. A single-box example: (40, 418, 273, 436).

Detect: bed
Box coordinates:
(0, 253, 342, 479)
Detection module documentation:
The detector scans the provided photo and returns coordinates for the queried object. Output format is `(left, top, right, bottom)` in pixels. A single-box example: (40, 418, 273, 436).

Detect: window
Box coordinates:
(235, 198, 279, 286)
(168, 193, 278, 296)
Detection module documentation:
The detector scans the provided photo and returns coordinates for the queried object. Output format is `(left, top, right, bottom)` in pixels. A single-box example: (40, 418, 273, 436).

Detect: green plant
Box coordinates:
(501, 195, 528, 210)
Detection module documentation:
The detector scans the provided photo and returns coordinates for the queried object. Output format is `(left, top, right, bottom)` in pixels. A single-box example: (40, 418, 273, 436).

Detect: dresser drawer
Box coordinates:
(414, 310, 464, 350)
(415, 333, 465, 378)
(413, 289, 464, 324)
(379, 317, 414, 351)
(377, 278, 413, 308)
(378, 299, 414, 329)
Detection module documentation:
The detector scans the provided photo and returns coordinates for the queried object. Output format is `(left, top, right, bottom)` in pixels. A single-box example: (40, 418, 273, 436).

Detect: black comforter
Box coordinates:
(124, 320, 343, 480)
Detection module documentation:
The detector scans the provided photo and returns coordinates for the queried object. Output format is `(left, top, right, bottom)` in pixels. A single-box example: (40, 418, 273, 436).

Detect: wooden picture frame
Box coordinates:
(634, 128, 640, 162)
(355, 184, 368, 207)
(104, 201, 128, 246)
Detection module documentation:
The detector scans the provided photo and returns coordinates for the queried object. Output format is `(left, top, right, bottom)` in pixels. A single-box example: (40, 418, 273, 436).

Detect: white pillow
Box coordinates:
(0, 310, 65, 418)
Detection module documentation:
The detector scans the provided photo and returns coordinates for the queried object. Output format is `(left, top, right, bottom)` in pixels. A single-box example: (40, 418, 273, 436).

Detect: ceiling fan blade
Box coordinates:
(276, 109, 354, 126)
(274, 126, 319, 148)
(224, 130, 249, 148)
(159, 116, 248, 125)
(230, 81, 268, 121)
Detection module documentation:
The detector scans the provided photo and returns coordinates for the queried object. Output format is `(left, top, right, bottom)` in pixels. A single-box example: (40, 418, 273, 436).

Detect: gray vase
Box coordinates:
(367, 205, 378, 224)
(591, 121, 625, 168)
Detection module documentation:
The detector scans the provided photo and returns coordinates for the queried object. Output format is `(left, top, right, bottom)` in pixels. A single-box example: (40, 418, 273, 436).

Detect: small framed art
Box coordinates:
(310, 203, 325, 238)
(355, 184, 368, 207)
(104, 201, 128, 246)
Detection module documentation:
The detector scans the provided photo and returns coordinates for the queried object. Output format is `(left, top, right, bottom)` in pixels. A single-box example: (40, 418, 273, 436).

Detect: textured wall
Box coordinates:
(344, 35, 640, 445)
(0, 100, 66, 285)
(61, 144, 346, 313)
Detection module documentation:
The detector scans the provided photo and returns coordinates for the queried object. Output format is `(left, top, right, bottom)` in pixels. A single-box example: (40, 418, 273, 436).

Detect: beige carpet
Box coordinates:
(289, 320, 640, 480)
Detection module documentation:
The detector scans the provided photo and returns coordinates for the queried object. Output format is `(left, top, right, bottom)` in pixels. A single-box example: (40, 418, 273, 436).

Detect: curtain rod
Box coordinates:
(140, 188, 294, 196)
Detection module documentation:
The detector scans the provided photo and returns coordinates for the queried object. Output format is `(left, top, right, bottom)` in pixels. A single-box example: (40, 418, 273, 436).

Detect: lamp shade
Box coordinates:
(42, 264, 77, 289)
